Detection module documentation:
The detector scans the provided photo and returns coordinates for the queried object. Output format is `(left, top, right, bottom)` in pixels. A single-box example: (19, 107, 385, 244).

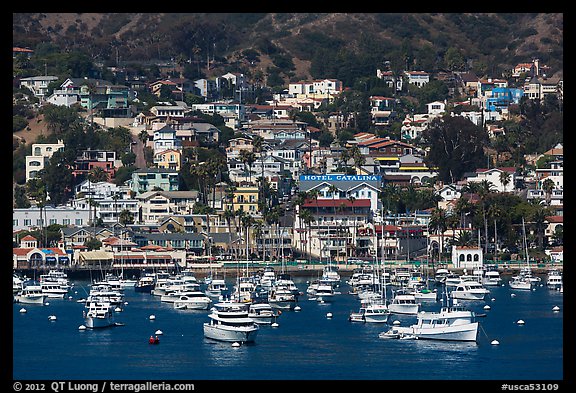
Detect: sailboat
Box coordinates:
(509, 218, 534, 290)
(349, 220, 390, 323)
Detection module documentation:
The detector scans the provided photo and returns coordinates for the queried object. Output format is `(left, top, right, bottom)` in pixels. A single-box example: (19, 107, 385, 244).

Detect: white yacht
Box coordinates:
(482, 269, 502, 287)
(173, 292, 212, 310)
(40, 281, 69, 298)
(509, 275, 533, 290)
(248, 303, 280, 325)
(546, 269, 562, 290)
(83, 301, 116, 329)
(204, 278, 229, 298)
(349, 300, 390, 323)
(14, 282, 46, 305)
(321, 265, 341, 286)
(388, 290, 420, 315)
(380, 300, 478, 342)
(314, 280, 336, 302)
(450, 280, 490, 301)
(203, 302, 259, 343)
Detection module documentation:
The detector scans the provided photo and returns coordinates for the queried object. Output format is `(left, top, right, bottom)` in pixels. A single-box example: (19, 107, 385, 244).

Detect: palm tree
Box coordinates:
(429, 207, 448, 261)
(542, 178, 555, 206)
(223, 208, 237, 259)
(499, 170, 511, 193)
(299, 209, 314, 264)
(239, 149, 256, 184)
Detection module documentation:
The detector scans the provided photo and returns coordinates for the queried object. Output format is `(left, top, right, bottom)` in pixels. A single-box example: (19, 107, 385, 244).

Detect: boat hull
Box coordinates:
(450, 292, 488, 301)
(394, 322, 479, 342)
(203, 324, 259, 343)
(15, 295, 46, 305)
(388, 304, 419, 315)
(84, 317, 115, 329)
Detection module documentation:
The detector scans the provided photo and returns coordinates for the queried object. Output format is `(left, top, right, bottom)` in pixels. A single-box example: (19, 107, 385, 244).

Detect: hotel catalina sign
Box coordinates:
(299, 174, 381, 182)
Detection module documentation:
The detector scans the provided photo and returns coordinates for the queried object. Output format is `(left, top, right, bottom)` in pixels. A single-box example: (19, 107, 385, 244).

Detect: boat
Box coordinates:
(160, 281, 203, 303)
(40, 281, 69, 298)
(379, 299, 479, 342)
(13, 274, 25, 294)
(482, 267, 502, 287)
(248, 303, 281, 325)
(433, 268, 451, 285)
(412, 286, 438, 302)
(203, 301, 259, 343)
(173, 292, 212, 310)
(321, 264, 341, 286)
(258, 266, 277, 290)
(268, 286, 298, 310)
(444, 272, 463, 288)
(509, 275, 533, 290)
(313, 280, 336, 302)
(134, 273, 155, 293)
(388, 290, 420, 315)
(83, 301, 116, 329)
(14, 281, 46, 305)
(231, 276, 259, 303)
(546, 269, 563, 290)
(39, 269, 72, 291)
(450, 280, 490, 301)
(204, 278, 229, 299)
(349, 300, 390, 323)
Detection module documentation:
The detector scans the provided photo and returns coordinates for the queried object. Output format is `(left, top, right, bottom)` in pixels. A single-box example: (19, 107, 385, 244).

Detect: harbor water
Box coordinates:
(12, 275, 564, 383)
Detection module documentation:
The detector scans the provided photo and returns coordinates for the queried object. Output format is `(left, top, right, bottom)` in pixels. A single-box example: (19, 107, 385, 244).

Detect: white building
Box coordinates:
(13, 206, 91, 231)
(25, 139, 66, 182)
(452, 246, 483, 269)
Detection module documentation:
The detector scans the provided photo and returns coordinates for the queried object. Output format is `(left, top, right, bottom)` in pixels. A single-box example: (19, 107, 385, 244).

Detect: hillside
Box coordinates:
(13, 13, 563, 82)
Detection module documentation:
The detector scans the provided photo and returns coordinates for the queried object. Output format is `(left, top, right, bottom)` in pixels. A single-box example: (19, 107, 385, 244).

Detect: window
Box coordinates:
(24, 219, 31, 226)
(75, 219, 83, 226)
(63, 219, 70, 226)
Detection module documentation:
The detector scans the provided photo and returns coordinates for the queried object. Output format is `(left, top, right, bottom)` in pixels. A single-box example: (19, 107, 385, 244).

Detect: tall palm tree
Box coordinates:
(542, 178, 555, 206)
(239, 149, 256, 184)
(499, 170, 511, 193)
(223, 208, 237, 259)
(429, 207, 448, 261)
(299, 209, 314, 264)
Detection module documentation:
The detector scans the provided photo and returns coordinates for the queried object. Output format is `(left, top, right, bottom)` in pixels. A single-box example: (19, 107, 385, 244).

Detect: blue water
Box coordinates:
(13, 276, 564, 382)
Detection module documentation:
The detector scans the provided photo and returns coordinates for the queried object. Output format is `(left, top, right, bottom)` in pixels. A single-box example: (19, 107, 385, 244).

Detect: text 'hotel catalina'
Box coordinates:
(298, 174, 382, 214)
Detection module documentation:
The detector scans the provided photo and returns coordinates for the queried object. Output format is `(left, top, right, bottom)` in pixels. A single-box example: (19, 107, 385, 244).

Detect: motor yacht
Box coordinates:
(203, 302, 259, 343)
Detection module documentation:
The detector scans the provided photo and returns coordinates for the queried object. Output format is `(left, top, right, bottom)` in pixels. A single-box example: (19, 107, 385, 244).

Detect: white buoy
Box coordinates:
(78, 325, 86, 330)
(516, 319, 525, 325)
(115, 307, 122, 312)
(68, 296, 73, 300)
(155, 329, 163, 335)
(124, 302, 129, 305)
(149, 315, 156, 320)
(511, 293, 516, 297)
(19, 308, 27, 313)
(48, 315, 57, 321)
(271, 322, 279, 327)
(491, 339, 500, 345)
(393, 320, 401, 326)
(45, 302, 50, 306)
(294, 305, 301, 311)
(491, 298, 496, 301)
(552, 306, 560, 311)
(326, 312, 333, 318)
(483, 305, 491, 310)
(232, 342, 241, 347)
